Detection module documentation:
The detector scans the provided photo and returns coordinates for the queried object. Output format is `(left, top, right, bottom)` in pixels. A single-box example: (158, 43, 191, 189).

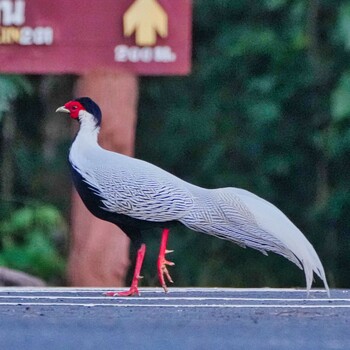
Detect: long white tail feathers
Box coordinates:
(182, 186, 330, 296)
(233, 188, 330, 296)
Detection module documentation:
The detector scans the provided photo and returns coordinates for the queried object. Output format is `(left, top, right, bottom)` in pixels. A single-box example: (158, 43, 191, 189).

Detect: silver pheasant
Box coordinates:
(57, 97, 330, 297)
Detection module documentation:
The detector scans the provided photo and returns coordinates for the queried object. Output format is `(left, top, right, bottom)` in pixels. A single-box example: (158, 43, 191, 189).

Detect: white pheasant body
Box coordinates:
(68, 109, 330, 295)
(59, 99, 329, 295)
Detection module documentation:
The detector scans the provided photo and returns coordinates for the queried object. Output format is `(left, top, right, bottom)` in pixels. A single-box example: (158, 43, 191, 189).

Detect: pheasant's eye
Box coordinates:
(72, 105, 78, 110)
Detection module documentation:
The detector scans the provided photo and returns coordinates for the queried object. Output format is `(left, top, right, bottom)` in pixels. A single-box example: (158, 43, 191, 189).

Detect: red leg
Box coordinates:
(104, 243, 146, 297)
(157, 228, 175, 293)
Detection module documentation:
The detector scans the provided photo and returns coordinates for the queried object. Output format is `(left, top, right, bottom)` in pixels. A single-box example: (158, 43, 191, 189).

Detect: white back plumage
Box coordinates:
(70, 110, 330, 296)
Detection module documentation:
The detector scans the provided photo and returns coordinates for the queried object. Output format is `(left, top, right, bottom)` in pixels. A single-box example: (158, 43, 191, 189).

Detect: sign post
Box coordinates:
(0, 0, 192, 75)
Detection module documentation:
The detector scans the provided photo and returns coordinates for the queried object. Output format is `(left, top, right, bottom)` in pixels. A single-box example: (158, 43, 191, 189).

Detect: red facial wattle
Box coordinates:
(64, 101, 85, 119)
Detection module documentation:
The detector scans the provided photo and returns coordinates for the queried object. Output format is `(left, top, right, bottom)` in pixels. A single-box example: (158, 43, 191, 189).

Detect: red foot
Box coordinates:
(104, 286, 140, 297)
(157, 228, 175, 293)
(104, 243, 146, 297)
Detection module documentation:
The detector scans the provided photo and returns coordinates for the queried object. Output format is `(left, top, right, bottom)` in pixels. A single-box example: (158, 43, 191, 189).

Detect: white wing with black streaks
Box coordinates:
(70, 142, 195, 222)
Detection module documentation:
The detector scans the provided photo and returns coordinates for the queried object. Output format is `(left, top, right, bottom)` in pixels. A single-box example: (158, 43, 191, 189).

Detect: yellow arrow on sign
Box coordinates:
(123, 0, 168, 46)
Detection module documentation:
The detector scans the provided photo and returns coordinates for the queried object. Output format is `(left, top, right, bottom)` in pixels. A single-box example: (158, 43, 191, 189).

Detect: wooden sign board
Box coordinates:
(0, 0, 191, 75)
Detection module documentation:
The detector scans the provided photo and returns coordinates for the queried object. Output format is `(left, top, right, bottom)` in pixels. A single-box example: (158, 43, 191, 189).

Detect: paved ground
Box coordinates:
(0, 287, 349, 350)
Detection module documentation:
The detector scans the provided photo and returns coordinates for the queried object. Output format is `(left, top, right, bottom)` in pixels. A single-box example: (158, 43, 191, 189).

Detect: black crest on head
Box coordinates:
(74, 97, 102, 127)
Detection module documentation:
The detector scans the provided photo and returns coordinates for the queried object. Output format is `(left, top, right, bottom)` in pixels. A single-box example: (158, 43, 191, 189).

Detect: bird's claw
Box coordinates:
(158, 249, 175, 293)
(104, 276, 143, 297)
(104, 286, 140, 297)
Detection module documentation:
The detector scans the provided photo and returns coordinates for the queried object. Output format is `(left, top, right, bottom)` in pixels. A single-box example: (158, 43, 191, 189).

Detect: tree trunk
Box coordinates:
(67, 70, 138, 287)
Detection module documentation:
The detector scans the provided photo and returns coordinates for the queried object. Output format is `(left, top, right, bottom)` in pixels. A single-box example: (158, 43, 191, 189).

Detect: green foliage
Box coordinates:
(336, 2, 350, 50)
(0, 75, 67, 284)
(0, 203, 66, 283)
(0, 75, 32, 118)
(331, 71, 350, 121)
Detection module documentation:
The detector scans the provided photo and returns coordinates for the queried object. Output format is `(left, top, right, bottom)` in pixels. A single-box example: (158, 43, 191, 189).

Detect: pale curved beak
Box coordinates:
(56, 106, 69, 113)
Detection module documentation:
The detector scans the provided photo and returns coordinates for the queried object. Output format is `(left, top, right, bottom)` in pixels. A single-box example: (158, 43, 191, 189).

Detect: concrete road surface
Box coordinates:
(0, 287, 349, 350)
